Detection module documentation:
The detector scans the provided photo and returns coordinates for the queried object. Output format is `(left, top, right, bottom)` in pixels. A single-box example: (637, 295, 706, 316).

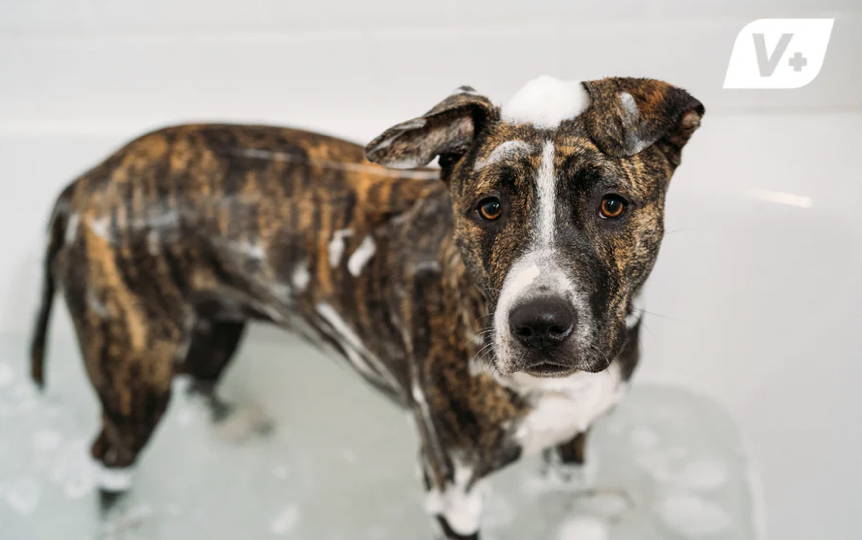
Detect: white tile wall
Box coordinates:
(2, 1, 861, 538)
(2, 1, 861, 137)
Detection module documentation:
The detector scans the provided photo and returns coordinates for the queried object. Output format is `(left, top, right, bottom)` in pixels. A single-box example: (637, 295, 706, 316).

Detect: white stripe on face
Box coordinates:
(491, 139, 598, 373)
(535, 140, 557, 247)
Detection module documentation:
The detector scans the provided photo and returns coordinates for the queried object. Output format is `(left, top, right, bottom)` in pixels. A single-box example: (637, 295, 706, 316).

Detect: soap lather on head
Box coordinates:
(500, 75, 592, 129)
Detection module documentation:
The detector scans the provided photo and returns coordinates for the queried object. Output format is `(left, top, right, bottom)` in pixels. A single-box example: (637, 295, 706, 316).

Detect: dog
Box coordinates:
(30, 75, 702, 539)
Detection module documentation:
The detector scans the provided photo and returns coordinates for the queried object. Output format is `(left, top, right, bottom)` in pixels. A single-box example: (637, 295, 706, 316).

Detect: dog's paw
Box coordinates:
(543, 461, 591, 488)
(527, 448, 600, 494)
(97, 500, 154, 540)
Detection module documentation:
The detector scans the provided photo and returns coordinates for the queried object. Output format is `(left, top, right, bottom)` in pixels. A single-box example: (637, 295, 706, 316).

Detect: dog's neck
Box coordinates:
(439, 233, 490, 354)
(381, 175, 491, 362)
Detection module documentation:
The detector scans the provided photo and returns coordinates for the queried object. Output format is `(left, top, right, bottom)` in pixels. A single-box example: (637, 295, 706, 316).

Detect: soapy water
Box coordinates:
(0, 328, 761, 539)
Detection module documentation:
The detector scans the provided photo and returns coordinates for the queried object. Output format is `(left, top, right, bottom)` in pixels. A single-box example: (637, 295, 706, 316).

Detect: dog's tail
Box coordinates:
(30, 187, 72, 389)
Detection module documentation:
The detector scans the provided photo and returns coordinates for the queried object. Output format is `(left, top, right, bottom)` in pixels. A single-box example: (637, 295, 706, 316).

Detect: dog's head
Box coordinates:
(366, 76, 703, 378)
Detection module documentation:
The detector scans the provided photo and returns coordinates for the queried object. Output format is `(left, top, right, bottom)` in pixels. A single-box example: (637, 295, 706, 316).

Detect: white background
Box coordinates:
(2, 1, 860, 538)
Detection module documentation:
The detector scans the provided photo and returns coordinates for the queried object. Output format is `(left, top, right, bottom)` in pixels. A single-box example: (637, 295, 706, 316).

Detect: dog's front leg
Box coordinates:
(422, 460, 484, 540)
(542, 430, 592, 486)
(412, 412, 485, 539)
(554, 430, 589, 466)
(435, 516, 480, 540)
(436, 519, 480, 540)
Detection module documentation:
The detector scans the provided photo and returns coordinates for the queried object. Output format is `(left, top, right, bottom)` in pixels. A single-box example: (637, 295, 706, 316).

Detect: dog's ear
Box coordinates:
(365, 86, 497, 169)
(581, 77, 704, 163)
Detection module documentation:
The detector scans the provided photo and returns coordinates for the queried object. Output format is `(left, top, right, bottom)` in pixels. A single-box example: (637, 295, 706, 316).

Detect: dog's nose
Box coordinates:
(508, 296, 576, 350)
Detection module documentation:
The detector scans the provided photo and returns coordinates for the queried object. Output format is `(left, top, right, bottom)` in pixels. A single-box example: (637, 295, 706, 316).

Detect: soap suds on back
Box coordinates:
(347, 235, 376, 276)
(328, 229, 353, 267)
(292, 261, 310, 291)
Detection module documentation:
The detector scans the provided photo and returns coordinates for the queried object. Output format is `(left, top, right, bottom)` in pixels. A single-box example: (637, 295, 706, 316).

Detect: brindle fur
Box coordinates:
(31, 77, 702, 539)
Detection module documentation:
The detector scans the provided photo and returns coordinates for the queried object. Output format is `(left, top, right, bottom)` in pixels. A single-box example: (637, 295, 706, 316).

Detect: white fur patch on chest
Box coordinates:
(501, 75, 591, 129)
(505, 362, 625, 456)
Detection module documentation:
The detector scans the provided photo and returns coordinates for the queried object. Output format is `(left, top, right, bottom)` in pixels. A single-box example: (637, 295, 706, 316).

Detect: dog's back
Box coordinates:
(30, 123, 447, 467)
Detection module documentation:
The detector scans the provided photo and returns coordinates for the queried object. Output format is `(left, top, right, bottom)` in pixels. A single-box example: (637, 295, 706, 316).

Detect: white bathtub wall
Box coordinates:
(1, 1, 861, 539)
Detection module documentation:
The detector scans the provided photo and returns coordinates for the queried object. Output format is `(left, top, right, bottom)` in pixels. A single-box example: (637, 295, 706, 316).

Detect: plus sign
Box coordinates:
(788, 52, 808, 72)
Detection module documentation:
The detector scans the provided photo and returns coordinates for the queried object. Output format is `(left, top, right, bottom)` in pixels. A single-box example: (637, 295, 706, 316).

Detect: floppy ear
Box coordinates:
(581, 77, 704, 163)
(365, 86, 498, 169)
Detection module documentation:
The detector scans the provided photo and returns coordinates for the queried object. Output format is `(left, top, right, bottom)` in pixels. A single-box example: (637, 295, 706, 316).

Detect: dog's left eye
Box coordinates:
(477, 197, 503, 221)
(598, 194, 627, 219)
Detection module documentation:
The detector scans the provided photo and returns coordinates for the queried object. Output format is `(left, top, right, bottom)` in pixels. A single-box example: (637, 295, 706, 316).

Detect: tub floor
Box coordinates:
(0, 326, 760, 539)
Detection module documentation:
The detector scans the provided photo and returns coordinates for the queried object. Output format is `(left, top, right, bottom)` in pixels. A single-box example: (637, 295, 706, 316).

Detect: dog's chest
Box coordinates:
(506, 363, 625, 456)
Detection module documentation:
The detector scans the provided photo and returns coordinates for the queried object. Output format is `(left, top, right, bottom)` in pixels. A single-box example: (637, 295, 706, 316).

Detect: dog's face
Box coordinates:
(367, 77, 703, 377)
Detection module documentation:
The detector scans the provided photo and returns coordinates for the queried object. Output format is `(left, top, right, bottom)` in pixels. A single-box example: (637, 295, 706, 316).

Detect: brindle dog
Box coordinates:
(31, 76, 702, 539)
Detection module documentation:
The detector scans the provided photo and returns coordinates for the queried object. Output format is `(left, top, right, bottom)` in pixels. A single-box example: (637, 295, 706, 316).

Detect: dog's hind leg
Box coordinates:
(86, 333, 179, 511)
(179, 318, 247, 420)
(66, 285, 186, 512)
(85, 335, 179, 470)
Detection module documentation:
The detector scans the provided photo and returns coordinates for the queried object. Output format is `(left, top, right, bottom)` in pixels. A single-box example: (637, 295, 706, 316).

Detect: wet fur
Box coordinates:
(31, 77, 702, 539)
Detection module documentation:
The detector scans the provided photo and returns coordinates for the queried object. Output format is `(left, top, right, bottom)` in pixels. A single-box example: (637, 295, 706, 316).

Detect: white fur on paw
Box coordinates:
(96, 463, 134, 492)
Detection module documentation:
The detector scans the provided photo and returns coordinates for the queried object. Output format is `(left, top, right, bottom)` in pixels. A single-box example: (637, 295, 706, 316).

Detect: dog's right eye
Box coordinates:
(598, 194, 627, 219)
(477, 197, 502, 221)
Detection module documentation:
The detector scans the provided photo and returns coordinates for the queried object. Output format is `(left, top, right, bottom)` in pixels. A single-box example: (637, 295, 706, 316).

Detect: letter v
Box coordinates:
(753, 32, 793, 77)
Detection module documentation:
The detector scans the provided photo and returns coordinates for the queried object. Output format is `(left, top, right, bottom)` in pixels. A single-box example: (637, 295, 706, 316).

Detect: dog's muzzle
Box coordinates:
(492, 251, 596, 376)
(509, 295, 575, 349)
(508, 295, 579, 375)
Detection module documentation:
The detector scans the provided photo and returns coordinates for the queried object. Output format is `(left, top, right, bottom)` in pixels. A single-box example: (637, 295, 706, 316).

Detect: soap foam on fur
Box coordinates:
(501, 76, 591, 129)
